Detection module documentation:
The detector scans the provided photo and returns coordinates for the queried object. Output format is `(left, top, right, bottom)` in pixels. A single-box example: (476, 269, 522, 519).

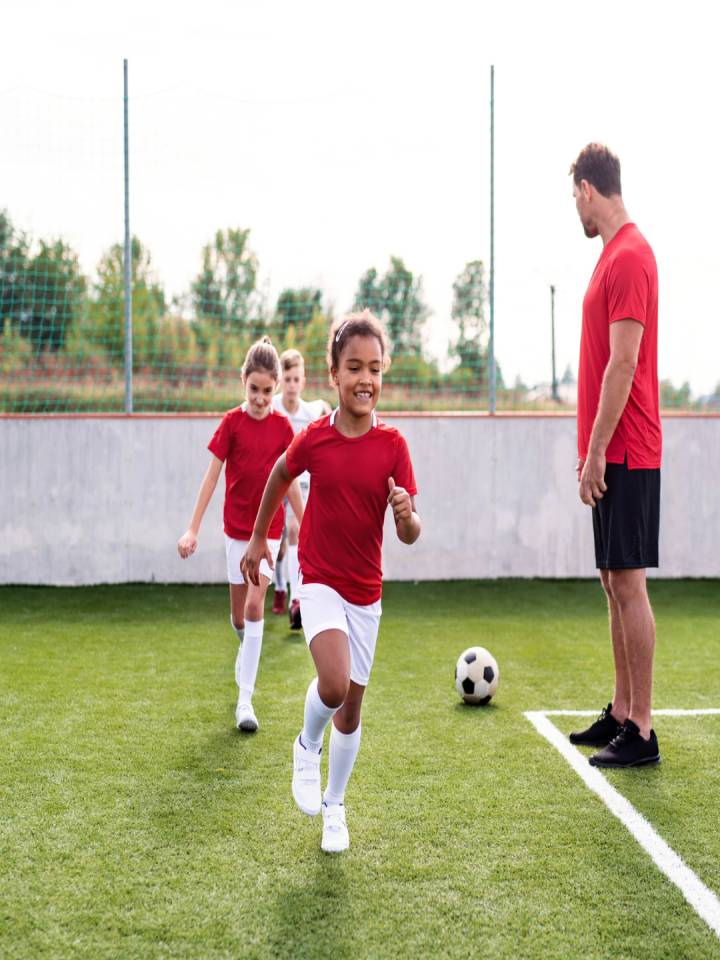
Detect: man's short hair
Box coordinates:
(570, 143, 622, 198)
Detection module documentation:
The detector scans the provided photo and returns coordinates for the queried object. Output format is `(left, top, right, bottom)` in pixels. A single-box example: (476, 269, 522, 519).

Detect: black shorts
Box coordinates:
(592, 458, 660, 569)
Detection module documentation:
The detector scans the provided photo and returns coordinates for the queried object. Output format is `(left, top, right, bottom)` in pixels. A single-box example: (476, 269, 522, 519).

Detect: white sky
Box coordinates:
(2, 0, 719, 394)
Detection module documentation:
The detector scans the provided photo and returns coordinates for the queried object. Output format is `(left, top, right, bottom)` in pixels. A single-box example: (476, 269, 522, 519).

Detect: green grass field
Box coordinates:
(2, 580, 720, 960)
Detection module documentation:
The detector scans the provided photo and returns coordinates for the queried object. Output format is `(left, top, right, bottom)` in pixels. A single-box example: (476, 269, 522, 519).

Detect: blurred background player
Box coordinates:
(177, 337, 303, 733)
(271, 348, 330, 629)
(243, 311, 421, 853)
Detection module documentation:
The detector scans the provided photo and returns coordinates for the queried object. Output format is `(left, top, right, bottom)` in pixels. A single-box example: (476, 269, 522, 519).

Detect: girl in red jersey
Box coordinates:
(177, 337, 303, 734)
(243, 311, 421, 852)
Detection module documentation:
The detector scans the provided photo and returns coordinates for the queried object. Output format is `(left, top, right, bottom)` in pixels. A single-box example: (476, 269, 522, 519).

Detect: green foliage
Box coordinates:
(0, 210, 86, 354)
(275, 288, 322, 336)
(450, 259, 487, 376)
(90, 236, 165, 368)
(0, 317, 32, 373)
(296, 307, 331, 385)
(191, 228, 261, 334)
(659, 379, 694, 409)
(353, 256, 428, 356)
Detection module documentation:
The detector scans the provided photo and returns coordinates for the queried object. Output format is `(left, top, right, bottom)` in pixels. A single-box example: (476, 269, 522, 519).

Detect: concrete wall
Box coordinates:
(1, 414, 718, 585)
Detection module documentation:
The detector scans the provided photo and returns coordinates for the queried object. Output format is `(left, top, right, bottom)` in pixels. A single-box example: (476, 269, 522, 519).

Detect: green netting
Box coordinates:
(0, 215, 518, 414)
(0, 86, 714, 415)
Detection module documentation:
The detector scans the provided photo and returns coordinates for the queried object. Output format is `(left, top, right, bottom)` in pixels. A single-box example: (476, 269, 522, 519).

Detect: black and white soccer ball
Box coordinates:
(455, 646, 500, 705)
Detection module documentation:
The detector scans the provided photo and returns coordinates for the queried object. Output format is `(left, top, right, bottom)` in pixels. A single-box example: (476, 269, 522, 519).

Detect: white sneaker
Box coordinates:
(292, 735, 322, 816)
(321, 801, 349, 853)
(235, 702, 258, 732)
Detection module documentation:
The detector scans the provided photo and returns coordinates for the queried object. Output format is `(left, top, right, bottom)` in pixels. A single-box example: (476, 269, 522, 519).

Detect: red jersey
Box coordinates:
(578, 222, 662, 469)
(208, 407, 294, 540)
(285, 412, 418, 605)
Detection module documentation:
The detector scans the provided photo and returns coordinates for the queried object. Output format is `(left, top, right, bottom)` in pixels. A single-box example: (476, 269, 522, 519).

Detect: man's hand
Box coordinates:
(177, 530, 198, 559)
(240, 533, 274, 586)
(579, 451, 607, 507)
(387, 477, 413, 524)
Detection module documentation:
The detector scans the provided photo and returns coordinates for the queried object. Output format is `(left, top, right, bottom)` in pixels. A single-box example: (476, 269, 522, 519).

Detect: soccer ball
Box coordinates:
(455, 646, 500, 705)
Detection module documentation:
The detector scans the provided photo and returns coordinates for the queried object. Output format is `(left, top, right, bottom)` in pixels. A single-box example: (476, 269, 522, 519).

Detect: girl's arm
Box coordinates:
(177, 456, 224, 558)
(387, 477, 421, 545)
(241, 454, 295, 585)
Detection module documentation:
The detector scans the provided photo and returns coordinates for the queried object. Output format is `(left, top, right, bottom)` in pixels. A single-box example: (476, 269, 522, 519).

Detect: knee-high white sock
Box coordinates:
(301, 678, 337, 753)
(237, 619, 263, 704)
(274, 553, 287, 592)
(288, 544, 300, 599)
(324, 723, 362, 806)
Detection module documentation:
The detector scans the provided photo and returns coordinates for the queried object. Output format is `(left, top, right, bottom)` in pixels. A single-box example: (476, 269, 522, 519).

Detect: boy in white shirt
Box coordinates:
(272, 349, 330, 628)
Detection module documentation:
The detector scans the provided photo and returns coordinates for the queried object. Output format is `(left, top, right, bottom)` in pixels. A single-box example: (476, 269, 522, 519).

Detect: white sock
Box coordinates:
(237, 618, 263, 704)
(301, 678, 337, 753)
(288, 545, 300, 599)
(274, 554, 287, 592)
(324, 723, 361, 806)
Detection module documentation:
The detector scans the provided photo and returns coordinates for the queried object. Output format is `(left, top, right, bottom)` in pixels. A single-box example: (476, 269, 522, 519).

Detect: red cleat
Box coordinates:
(289, 599, 302, 630)
(272, 589, 287, 615)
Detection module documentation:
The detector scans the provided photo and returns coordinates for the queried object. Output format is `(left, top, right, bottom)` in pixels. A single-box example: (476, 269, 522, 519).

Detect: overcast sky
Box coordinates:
(2, 0, 719, 394)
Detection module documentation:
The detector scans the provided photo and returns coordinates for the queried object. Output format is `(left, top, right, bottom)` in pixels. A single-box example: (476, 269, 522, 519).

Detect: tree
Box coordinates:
(0, 213, 86, 354)
(659, 379, 692, 410)
(353, 257, 428, 355)
(449, 260, 487, 376)
(275, 288, 322, 337)
(23, 240, 87, 353)
(0, 211, 30, 334)
(91, 236, 165, 367)
(191, 228, 260, 334)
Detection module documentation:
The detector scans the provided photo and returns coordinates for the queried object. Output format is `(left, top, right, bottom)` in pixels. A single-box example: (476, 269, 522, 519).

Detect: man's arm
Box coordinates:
(579, 319, 644, 507)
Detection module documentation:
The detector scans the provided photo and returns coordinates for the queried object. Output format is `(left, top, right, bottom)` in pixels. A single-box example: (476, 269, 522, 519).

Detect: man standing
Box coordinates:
(568, 143, 662, 768)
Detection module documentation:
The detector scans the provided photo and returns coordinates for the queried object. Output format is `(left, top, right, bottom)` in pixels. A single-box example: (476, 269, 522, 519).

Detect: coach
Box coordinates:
(568, 143, 662, 768)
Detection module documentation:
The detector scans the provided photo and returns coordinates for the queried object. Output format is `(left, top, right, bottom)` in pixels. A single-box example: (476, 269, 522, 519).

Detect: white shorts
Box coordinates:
(224, 535, 281, 585)
(297, 579, 382, 687)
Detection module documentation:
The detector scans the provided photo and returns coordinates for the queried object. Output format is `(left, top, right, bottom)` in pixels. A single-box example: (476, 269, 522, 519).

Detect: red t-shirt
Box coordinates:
(208, 407, 294, 540)
(577, 222, 662, 469)
(285, 413, 418, 605)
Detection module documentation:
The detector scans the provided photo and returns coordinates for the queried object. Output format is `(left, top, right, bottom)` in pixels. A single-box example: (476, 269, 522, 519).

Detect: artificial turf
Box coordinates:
(1, 580, 719, 960)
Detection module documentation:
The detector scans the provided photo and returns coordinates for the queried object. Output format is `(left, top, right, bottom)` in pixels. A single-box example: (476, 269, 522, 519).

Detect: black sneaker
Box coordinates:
(569, 703, 622, 747)
(589, 720, 661, 768)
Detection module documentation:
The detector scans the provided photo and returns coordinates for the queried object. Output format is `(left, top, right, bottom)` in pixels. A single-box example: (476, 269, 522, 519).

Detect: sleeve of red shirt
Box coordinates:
(393, 433, 418, 496)
(283, 419, 294, 451)
(285, 427, 310, 478)
(208, 411, 232, 461)
(606, 251, 650, 327)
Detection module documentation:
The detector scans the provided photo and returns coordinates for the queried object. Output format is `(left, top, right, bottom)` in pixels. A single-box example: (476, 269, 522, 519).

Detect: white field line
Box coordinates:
(542, 709, 720, 717)
(525, 709, 720, 941)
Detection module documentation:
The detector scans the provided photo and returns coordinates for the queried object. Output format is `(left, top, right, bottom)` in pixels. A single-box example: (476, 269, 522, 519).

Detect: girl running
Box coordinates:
(271, 348, 330, 628)
(243, 311, 421, 852)
(177, 337, 303, 733)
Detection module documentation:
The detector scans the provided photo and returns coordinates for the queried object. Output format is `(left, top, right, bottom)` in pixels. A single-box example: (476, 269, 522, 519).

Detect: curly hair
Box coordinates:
(327, 309, 391, 375)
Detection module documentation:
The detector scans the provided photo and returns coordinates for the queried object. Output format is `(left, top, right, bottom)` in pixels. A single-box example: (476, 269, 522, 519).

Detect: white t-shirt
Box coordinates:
(272, 395, 326, 485)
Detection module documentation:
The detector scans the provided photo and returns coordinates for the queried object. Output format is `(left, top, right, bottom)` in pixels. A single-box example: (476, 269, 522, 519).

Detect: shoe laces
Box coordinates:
(609, 722, 636, 749)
